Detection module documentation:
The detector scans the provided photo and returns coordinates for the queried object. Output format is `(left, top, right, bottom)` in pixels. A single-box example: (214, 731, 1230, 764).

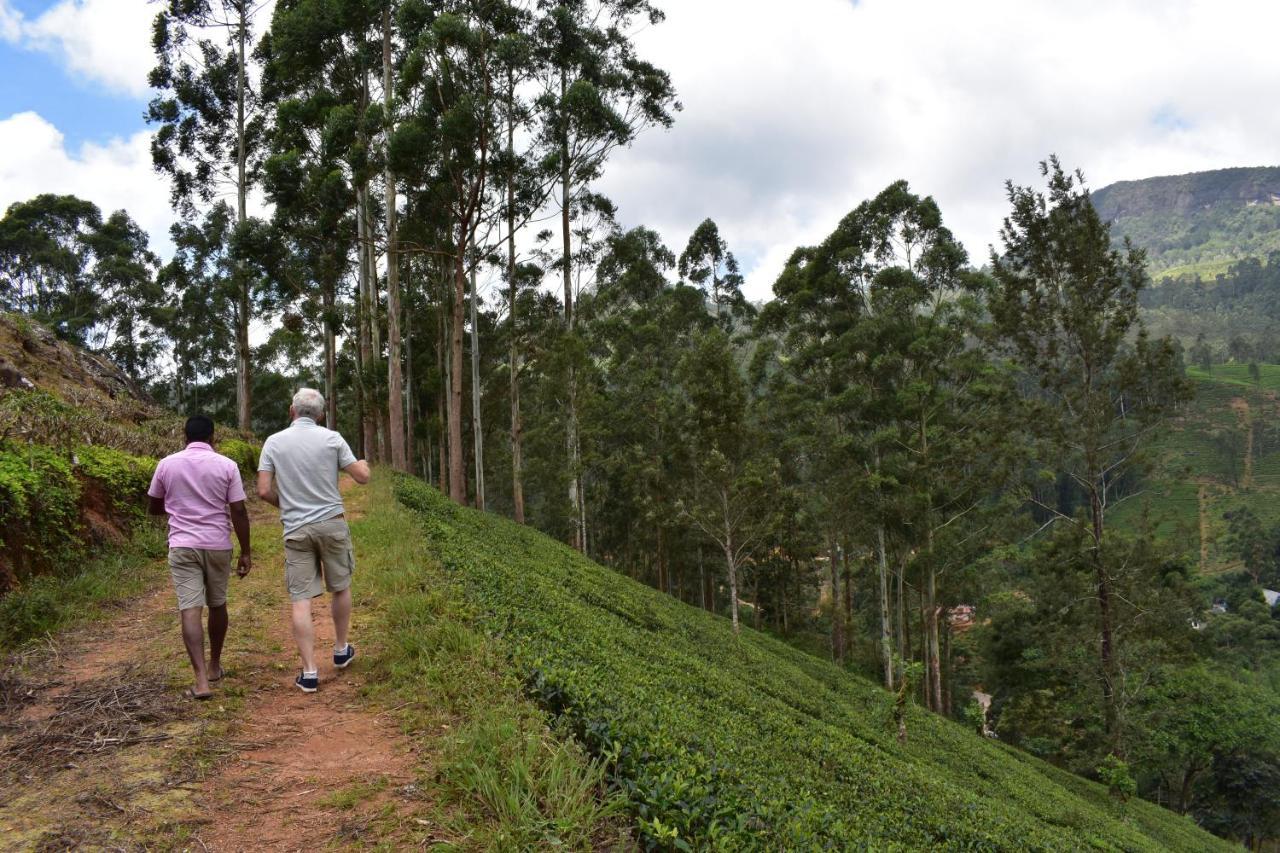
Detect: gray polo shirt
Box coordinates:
(258, 417, 358, 534)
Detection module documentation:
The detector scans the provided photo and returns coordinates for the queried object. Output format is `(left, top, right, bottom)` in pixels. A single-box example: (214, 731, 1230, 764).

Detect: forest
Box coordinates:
(1, 1, 1278, 847)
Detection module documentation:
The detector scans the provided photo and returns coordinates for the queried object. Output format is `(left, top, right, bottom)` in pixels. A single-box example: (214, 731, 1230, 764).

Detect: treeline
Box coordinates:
(0, 1, 1278, 844)
(1145, 252, 1280, 363)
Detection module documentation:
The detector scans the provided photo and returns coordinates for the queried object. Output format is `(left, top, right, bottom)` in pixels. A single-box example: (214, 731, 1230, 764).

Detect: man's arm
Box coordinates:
(256, 471, 280, 507)
(147, 496, 165, 516)
(342, 460, 371, 485)
(229, 500, 252, 577)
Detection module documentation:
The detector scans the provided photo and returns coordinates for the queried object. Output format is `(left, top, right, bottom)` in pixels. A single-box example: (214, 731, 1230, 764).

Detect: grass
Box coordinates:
(353, 475, 627, 850)
(393, 474, 1231, 851)
(0, 521, 168, 650)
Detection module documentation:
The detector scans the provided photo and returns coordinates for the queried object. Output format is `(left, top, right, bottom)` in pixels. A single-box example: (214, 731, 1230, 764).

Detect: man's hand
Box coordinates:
(236, 552, 252, 578)
(343, 459, 371, 485)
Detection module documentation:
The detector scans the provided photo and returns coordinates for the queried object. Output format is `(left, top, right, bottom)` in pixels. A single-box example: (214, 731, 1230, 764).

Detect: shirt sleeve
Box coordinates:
(333, 432, 357, 469)
(226, 465, 247, 503)
(147, 460, 166, 499)
(258, 438, 275, 473)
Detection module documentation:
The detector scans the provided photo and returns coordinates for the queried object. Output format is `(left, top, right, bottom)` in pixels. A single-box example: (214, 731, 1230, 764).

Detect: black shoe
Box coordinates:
(295, 672, 319, 693)
(334, 643, 356, 669)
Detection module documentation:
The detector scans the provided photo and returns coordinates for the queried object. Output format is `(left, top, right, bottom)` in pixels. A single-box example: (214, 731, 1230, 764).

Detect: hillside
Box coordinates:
(1092, 166, 1280, 278)
(1113, 363, 1280, 574)
(393, 475, 1227, 850)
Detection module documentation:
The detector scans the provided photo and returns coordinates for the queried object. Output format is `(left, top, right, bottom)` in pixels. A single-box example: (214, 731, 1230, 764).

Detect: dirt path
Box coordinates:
(1231, 397, 1254, 489)
(1, 478, 432, 851)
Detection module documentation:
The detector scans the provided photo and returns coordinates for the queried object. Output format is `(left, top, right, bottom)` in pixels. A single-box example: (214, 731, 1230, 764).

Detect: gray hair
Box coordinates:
(292, 387, 325, 421)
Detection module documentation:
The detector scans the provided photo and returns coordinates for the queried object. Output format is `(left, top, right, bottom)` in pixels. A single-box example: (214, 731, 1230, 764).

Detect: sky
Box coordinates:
(3, 0, 1280, 301)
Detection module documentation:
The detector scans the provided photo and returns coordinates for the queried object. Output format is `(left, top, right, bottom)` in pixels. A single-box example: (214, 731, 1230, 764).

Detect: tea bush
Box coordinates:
(0, 442, 81, 581)
(74, 445, 157, 515)
(218, 438, 259, 478)
(394, 474, 1229, 851)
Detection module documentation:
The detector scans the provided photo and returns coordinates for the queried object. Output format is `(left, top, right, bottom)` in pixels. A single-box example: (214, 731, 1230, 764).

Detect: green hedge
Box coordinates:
(74, 445, 157, 515)
(394, 474, 1230, 851)
(0, 443, 81, 581)
(218, 438, 259, 478)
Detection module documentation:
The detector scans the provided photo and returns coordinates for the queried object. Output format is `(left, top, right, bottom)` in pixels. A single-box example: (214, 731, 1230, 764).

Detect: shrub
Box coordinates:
(0, 442, 80, 585)
(218, 438, 259, 478)
(74, 445, 157, 515)
(394, 474, 1230, 851)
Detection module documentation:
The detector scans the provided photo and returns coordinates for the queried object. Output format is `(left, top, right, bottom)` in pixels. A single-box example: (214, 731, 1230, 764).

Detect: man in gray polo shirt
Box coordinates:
(257, 388, 370, 693)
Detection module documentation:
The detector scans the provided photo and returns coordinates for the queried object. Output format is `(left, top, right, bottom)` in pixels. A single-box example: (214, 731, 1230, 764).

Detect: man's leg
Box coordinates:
(207, 604, 228, 680)
(291, 598, 316, 674)
(331, 588, 352, 652)
(180, 606, 210, 694)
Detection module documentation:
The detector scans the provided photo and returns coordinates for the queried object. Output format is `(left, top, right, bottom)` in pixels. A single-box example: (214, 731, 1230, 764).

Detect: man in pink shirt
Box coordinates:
(147, 415, 252, 699)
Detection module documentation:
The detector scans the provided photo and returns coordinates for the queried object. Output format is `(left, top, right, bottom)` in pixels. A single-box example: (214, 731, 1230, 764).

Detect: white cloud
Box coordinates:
(600, 0, 1280, 300)
(0, 0, 156, 98)
(0, 111, 172, 250)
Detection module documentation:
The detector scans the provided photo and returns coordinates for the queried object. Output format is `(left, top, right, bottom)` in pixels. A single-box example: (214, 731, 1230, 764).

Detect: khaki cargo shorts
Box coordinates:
(169, 548, 233, 610)
(283, 516, 355, 602)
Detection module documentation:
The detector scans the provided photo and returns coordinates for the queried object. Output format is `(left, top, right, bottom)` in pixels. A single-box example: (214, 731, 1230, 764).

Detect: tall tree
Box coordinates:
(149, 0, 268, 431)
(989, 157, 1191, 742)
(535, 0, 677, 548)
(678, 218, 747, 326)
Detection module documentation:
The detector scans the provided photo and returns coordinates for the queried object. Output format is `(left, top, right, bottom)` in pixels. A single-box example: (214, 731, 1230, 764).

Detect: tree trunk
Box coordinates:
(234, 3, 251, 432)
(469, 264, 485, 511)
(322, 282, 337, 428)
(449, 249, 467, 504)
(928, 566, 943, 713)
(437, 294, 448, 494)
(841, 542, 853, 661)
(1091, 481, 1120, 742)
(877, 524, 894, 690)
(724, 497, 740, 635)
(828, 537, 844, 664)
(356, 183, 377, 460)
(896, 552, 907, 685)
(383, 7, 407, 472)
(507, 81, 525, 524)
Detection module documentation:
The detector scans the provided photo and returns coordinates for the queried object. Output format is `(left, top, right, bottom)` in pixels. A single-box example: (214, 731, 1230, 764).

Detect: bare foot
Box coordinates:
(208, 663, 224, 682)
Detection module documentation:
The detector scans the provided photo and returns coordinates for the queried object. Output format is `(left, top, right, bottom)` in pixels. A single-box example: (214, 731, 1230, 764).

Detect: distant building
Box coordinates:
(1264, 589, 1279, 608)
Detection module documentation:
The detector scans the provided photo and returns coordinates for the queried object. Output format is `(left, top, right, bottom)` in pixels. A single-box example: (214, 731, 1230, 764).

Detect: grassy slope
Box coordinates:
(1112, 364, 1280, 569)
(394, 476, 1228, 851)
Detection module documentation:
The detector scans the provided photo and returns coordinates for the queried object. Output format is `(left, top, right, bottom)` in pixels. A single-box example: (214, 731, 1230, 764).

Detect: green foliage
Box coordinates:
(0, 442, 81, 583)
(74, 444, 156, 514)
(217, 438, 259, 478)
(1098, 755, 1137, 803)
(1093, 166, 1280, 276)
(394, 473, 1230, 850)
(0, 520, 165, 650)
(355, 478, 624, 849)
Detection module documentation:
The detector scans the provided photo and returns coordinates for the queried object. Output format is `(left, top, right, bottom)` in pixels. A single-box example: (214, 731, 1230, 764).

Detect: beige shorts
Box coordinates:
(169, 548, 233, 610)
(283, 516, 355, 602)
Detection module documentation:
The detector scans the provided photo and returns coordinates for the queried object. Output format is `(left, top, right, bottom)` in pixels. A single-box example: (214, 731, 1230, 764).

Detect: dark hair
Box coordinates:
(185, 415, 215, 444)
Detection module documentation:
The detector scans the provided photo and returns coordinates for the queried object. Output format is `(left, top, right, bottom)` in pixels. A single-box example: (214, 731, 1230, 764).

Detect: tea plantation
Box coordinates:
(393, 475, 1229, 851)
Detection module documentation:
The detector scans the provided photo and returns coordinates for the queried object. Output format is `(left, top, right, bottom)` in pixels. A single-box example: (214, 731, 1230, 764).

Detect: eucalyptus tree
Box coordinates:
(0, 194, 103, 342)
(83, 211, 165, 380)
(157, 203, 239, 406)
(533, 0, 677, 548)
(149, 0, 270, 431)
(396, 1, 509, 503)
(678, 218, 748, 327)
(989, 157, 1192, 742)
(262, 0, 384, 445)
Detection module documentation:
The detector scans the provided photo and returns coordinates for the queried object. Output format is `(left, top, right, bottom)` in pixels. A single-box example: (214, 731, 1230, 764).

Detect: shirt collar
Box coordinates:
(186, 441, 213, 451)
(292, 417, 317, 427)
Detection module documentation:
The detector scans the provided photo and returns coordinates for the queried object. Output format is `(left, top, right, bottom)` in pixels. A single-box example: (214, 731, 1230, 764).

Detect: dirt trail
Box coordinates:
(1, 477, 432, 850)
(1231, 397, 1254, 488)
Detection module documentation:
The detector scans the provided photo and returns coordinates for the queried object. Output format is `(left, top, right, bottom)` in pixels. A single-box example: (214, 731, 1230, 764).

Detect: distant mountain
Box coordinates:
(1092, 166, 1280, 278)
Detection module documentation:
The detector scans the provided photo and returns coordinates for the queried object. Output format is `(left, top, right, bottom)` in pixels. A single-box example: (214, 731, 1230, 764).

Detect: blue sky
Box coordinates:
(4, 0, 1280, 299)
